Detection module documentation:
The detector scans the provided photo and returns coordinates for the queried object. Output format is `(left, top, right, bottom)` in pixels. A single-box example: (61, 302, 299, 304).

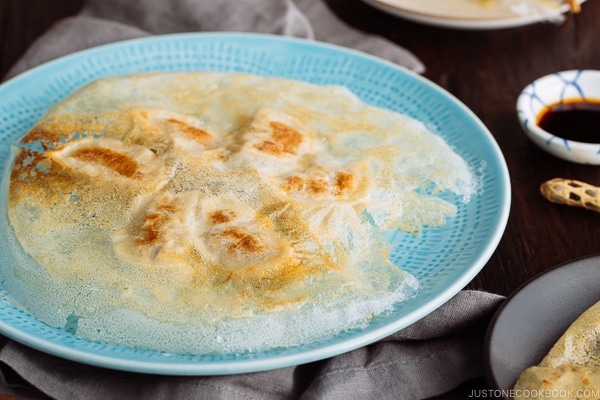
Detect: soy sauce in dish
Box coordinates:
(537, 98, 600, 144)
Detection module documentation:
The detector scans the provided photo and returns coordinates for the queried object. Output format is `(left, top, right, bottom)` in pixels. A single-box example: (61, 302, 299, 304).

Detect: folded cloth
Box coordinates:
(0, 290, 504, 400)
(4, 0, 424, 80)
(0, 1, 498, 399)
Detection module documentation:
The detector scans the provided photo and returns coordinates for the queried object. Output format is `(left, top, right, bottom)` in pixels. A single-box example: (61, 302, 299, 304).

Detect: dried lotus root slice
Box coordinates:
(540, 178, 600, 213)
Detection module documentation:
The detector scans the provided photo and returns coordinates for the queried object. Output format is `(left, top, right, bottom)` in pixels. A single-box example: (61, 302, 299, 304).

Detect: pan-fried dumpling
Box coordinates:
(226, 107, 319, 175)
(112, 192, 198, 263)
(2, 72, 478, 354)
(47, 137, 167, 184)
(513, 301, 600, 399)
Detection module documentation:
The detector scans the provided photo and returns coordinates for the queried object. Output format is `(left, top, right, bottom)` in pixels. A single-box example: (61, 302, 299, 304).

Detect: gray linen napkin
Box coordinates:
(4, 0, 425, 79)
(0, 1, 501, 399)
(0, 291, 504, 400)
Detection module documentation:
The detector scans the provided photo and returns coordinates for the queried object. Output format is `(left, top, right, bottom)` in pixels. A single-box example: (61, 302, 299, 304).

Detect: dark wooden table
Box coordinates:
(1, 0, 599, 399)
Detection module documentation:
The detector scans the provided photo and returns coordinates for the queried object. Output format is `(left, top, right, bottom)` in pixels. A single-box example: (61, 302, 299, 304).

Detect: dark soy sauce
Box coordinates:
(537, 98, 600, 143)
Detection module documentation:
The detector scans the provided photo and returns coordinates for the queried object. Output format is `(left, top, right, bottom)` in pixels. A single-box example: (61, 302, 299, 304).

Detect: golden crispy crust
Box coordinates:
(2, 72, 473, 354)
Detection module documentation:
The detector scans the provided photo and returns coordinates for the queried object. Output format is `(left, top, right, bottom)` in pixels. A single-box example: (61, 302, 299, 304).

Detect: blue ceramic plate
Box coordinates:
(0, 33, 510, 375)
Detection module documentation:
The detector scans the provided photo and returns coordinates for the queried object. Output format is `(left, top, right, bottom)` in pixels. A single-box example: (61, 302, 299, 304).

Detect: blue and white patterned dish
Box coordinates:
(0, 33, 510, 375)
(517, 69, 600, 165)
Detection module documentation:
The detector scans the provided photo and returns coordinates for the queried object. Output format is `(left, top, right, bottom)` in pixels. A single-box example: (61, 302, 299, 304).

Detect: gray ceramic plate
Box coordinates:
(485, 254, 600, 395)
